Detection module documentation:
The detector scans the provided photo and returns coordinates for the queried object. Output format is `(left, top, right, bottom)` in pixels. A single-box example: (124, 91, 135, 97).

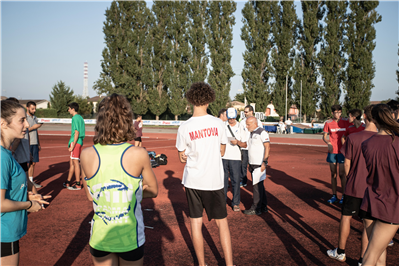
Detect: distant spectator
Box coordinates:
(218, 108, 228, 122)
(26, 101, 42, 188)
(285, 117, 293, 133)
(134, 115, 143, 147)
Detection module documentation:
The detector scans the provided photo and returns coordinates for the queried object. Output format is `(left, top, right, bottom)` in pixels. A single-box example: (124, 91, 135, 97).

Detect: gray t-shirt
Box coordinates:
(27, 114, 39, 145)
(13, 129, 30, 164)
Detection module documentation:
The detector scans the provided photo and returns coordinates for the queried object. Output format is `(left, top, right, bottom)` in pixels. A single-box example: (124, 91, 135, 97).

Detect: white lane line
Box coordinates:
(272, 142, 325, 147)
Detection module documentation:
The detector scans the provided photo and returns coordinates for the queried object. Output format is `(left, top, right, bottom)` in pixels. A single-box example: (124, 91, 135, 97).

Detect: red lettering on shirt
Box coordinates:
(189, 127, 219, 141)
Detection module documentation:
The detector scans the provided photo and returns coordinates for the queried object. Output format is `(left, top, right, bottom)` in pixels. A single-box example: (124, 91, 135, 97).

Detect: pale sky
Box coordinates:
(2, 1, 398, 102)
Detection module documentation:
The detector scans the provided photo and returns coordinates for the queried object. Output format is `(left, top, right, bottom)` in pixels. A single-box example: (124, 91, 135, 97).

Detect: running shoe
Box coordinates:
(240, 182, 247, 187)
(388, 240, 394, 247)
(327, 248, 346, 262)
(327, 195, 339, 204)
(68, 182, 82, 190)
(339, 195, 344, 204)
(243, 209, 261, 215)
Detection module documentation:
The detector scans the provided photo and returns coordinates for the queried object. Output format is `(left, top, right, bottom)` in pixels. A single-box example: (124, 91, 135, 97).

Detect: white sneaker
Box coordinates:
(388, 240, 394, 247)
(32, 181, 42, 188)
(327, 248, 346, 262)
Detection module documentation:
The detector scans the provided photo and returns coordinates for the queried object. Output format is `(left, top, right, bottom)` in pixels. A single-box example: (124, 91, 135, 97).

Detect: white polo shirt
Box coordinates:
(223, 121, 242, 161)
(248, 127, 270, 165)
(239, 117, 263, 151)
(176, 115, 227, 191)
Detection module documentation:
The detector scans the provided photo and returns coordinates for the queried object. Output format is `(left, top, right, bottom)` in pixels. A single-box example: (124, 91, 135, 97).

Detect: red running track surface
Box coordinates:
(20, 134, 398, 266)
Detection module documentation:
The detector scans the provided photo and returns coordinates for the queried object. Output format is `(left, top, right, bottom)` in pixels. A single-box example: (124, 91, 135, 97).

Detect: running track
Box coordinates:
(20, 133, 399, 265)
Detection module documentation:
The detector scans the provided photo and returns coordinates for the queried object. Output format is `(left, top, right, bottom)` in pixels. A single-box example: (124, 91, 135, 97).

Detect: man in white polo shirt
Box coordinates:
(223, 108, 244, 212)
(244, 116, 270, 215)
(176, 82, 233, 266)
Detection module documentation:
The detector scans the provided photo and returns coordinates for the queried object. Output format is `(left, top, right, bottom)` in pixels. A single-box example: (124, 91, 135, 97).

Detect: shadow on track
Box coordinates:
(163, 170, 224, 266)
(35, 161, 69, 186)
(36, 170, 69, 205)
(53, 211, 92, 266)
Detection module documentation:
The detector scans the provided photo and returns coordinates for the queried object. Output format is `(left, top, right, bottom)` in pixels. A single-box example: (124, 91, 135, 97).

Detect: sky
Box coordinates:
(1, 1, 398, 103)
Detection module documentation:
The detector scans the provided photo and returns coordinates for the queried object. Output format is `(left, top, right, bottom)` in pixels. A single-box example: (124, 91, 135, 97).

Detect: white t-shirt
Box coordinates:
(285, 120, 293, 126)
(223, 121, 242, 161)
(176, 115, 227, 190)
(239, 117, 263, 151)
(248, 127, 270, 165)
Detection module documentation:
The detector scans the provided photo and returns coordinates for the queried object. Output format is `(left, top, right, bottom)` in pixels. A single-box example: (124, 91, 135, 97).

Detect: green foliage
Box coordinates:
(49, 81, 74, 117)
(344, 1, 381, 110)
(95, 1, 153, 115)
(35, 108, 57, 118)
(293, 0, 324, 122)
(319, 0, 347, 118)
(188, 1, 208, 83)
(396, 43, 399, 100)
(270, 1, 298, 116)
(167, 1, 191, 120)
(206, 1, 237, 116)
(234, 92, 245, 103)
(241, 1, 273, 114)
(74, 95, 93, 118)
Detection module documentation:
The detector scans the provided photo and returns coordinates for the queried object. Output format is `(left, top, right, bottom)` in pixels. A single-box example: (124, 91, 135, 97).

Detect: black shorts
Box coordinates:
(19, 162, 29, 172)
(90, 245, 144, 261)
(134, 137, 142, 142)
(359, 210, 399, 225)
(1, 241, 19, 257)
(185, 187, 227, 221)
(341, 195, 363, 216)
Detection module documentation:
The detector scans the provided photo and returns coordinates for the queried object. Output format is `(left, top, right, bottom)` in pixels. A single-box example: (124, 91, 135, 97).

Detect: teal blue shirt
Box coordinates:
(1, 146, 28, 242)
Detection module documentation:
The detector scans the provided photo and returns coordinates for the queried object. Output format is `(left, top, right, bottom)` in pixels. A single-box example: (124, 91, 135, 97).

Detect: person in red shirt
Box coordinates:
(341, 109, 365, 145)
(323, 105, 351, 204)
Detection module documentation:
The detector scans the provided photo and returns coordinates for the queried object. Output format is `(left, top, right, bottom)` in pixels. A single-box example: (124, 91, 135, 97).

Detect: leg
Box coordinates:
(222, 159, 229, 201)
(119, 257, 143, 266)
(361, 219, 373, 260)
(338, 215, 352, 250)
(338, 163, 346, 195)
(1, 253, 19, 266)
(230, 160, 241, 207)
(251, 181, 261, 211)
(258, 180, 268, 209)
(28, 162, 36, 179)
(138, 141, 142, 147)
(73, 159, 81, 183)
(215, 218, 233, 266)
(189, 217, 205, 266)
(92, 253, 119, 266)
(363, 221, 398, 266)
(67, 158, 75, 182)
(134, 141, 140, 147)
(329, 162, 337, 195)
(241, 150, 248, 185)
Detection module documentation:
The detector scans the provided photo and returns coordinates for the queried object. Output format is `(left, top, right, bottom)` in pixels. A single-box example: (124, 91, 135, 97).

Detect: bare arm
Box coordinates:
(28, 124, 42, 132)
(220, 144, 226, 157)
(261, 142, 270, 171)
(68, 130, 79, 151)
(140, 150, 158, 199)
(323, 132, 333, 153)
(344, 158, 351, 177)
(178, 150, 187, 163)
(1, 189, 41, 213)
(341, 135, 346, 145)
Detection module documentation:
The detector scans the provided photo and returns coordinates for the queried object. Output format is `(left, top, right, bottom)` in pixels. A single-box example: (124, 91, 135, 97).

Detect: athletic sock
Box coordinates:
(337, 248, 345, 255)
(29, 176, 33, 182)
(358, 257, 363, 264)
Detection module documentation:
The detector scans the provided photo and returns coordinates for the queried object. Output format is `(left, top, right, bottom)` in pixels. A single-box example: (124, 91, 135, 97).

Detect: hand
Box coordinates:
(181, 154, 187, 163)
(28, 192, 51, 209)
(27, 200, 42, 212)
(327, 143, 333, 153)
(261, 162, 266, 172)
(230, 139, 238, 145)
(68, 143, 75, 152)
(38, 145, 41, 151)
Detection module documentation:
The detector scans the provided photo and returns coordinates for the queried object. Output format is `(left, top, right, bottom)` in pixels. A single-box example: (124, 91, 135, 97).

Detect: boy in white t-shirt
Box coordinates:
(176, 82, 233, 266)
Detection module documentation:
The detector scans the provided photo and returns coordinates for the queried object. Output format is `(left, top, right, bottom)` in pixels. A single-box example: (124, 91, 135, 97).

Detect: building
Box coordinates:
(88, 96, 106, 113)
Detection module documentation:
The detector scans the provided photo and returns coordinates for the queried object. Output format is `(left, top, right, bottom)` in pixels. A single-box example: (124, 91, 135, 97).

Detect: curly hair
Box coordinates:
(186, 82, 215, 106)
(93, 94, 136, 145)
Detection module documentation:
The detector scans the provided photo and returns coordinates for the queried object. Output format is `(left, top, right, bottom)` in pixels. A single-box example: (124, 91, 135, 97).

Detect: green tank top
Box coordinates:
(85, 143, 145, 252)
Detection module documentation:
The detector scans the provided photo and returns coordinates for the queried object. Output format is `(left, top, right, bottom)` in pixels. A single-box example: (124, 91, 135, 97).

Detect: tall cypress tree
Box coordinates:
(319, 0, 347, 118)
(270, 1, 298, 116)
(93, 1, 153, 115)
(396, 43, 399, 100)
(344, 1, 381, 110)
(241, 1, 273, 113)
(49, 81, 74, 117)
(148, 1, 172, 120)
(292, 0, 324, 122)
(188, 1, 208, 83)
(206, 1, 236, 116)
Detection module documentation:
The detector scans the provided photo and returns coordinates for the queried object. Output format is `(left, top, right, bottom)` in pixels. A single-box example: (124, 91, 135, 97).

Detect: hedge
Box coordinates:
(34, 108, 58, 118)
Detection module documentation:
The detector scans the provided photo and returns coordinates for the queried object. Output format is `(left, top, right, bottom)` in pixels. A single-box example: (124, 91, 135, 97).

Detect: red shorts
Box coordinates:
(70, 143, 82, 160)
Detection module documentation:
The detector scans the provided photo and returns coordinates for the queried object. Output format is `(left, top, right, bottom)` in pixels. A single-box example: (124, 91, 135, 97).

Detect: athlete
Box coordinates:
(176, 82, 233, 266)
(360, 104, 399, 266)
(322, 105, 351, 204)
(134, 115, 143, 147)
(218, 108, 228, 122)
(81, 94, 158, 266)
(341, 109, 365, 145)
(327, 105, 377, 265)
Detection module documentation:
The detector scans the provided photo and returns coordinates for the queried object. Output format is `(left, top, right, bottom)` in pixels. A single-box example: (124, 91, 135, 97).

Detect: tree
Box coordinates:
(74, 95, 93, 118)
(396, 43, 399, 100)
(344, 1, 381, 110)
(319, 1, 347, 118)
(234, 92, 245, 103)
(167, 1, 191, 121)
(49, 81, 74, 117)
(241, 1, 273, 114)
(206, 1, 236, 116)
(94, 1, 153, 115)
(148, 1, 172, 120)
(292, 0, 324, 122)
(270, 1, 298, 116)
(188, 1, 208, 83)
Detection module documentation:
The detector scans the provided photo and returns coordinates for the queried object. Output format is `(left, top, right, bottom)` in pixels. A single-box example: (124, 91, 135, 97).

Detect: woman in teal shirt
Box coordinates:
(1, 100, 50, 266)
